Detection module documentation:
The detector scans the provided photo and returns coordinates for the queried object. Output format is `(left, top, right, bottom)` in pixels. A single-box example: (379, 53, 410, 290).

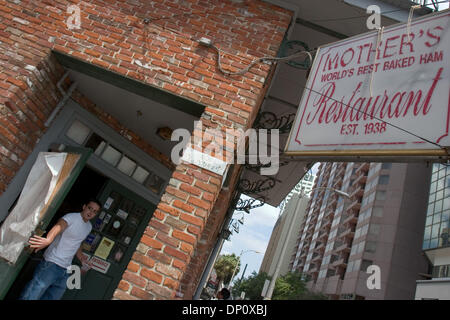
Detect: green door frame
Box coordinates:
(0, 146, 92, 299)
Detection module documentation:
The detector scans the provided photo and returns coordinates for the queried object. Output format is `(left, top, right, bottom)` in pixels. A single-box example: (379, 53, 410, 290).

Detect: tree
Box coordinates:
(232, 271, 327, 300)
(213, 254, 240, 286)
(272, 271, 327, 300)
(232, 271, 271, 300)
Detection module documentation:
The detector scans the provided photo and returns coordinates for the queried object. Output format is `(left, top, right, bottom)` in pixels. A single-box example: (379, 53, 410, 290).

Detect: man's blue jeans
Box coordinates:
(19, 259, 69, 300)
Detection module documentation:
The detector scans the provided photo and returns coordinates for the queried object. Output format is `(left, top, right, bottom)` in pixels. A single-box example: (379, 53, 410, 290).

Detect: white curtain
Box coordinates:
(0, 152, 67, 265)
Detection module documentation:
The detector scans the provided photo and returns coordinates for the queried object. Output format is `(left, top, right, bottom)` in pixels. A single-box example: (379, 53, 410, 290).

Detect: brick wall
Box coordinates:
(0, 0, 293, 299)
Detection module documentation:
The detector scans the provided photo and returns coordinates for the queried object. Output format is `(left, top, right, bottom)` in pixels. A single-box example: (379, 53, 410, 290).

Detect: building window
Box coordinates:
(361, 259, 373, 272)
(353, 259, 361, 272)
(101, 145, 122, 166)
(378, 175, 389, 185)
(432, 264, 450, 278)
(381, 163, 392, 169)
(373, 207, 383, 217)
(369, 224, 380, 236)
(64, 119, 166, 196)
(66, 120, 91, 145)
(375, 191, 386, 201)
(365, 241, 377, 253)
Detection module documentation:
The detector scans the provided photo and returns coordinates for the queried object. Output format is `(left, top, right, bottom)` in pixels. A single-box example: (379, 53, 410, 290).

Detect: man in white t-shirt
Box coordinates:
(20, 199, 101, 300)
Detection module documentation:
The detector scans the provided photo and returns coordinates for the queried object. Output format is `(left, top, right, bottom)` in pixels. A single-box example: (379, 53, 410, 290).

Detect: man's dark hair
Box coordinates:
(220, 288, 230, 299)
(85, 198, 102, 208)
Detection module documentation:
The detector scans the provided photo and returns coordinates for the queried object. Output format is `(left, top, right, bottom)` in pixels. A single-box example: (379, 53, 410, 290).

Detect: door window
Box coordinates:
(82, 191, 148, 265)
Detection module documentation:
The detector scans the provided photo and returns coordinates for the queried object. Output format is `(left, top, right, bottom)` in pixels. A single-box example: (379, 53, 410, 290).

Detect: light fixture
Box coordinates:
(156, 127, 173, 140)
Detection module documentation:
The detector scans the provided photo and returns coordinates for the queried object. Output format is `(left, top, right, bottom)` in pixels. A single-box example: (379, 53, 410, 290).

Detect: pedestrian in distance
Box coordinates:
(19, 199, 101, 300)
(217, 287, 233, 300)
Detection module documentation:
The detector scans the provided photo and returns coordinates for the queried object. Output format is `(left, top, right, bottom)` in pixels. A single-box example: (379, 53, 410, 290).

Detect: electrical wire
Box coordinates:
(210, 44, 313, 76)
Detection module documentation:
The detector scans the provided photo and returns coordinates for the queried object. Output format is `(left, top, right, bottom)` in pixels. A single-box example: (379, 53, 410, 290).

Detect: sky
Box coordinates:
(218, 163, 320, 285)
(219, 194, 281, 283)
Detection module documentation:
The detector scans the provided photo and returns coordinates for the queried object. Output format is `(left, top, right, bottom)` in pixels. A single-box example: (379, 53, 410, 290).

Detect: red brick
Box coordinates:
(165, 186, 188, 201)
(131, 287, 154, 300)
(163, 278, 179, 290)
(155, 262, 182, 280)
(92, 59, 110, 69)
(173, 199, 195, 213)
(123, 271, 147, 288)
(165, 216, 187, 231)
(173, 171, 194, 184)
(180, 242, 194, 255)
(149, 219, 171, 234)
(180, 212, 204, 227)
(117, 280, 130, 292)
(146, 281, 173, 299)
(187, 225, 201, 236)
(179, 183, 202, 197)
(153, 209, 165, 221)
(202, 192, 215, 202)
(156, 231, 180, 248)
(172, 230, 197, 245)
(172, 259, 187, 271)
(164, 245, 189, 262)
(187, 196, 210, 210)
(140, 267, 163, 284)
(6, 77, 27, 90)
(84, 48, 101, 58)
(144, 227, 157, 238)
(132, 252, 155, 269)
(127, 261, 140, 273)
(157, 203, 181, 217)
(210, 177, 222, 186)
(147, 249, 172, 265)
(113, 290, 139, 300)
(194, 208, 208, 219)
(186, 169, 210, 182)
(140, 234, 163, 250)
(195, 180, 218, 193)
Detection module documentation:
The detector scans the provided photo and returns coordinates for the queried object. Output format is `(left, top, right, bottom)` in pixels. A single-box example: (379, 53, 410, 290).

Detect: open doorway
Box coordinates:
(4, 166, 108, 300)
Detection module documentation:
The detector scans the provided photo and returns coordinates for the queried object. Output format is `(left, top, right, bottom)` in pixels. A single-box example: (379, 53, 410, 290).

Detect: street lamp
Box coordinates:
(228, 249, 261, 289)
(263, 186, 351, 300)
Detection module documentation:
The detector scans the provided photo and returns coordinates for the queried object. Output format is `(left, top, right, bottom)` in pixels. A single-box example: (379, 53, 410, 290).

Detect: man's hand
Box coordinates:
(28, 235, 52, 252)
(81, 259, 92, 274)
(27, 218, 67, 253)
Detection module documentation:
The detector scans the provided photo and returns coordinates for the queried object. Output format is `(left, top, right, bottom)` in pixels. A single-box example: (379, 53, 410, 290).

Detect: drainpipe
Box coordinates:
(193, 207, 235, 300)
(44, 71, 78, 127)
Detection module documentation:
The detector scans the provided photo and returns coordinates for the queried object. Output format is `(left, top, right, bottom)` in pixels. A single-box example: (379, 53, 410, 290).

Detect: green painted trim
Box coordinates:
(52, 51, 205, 118)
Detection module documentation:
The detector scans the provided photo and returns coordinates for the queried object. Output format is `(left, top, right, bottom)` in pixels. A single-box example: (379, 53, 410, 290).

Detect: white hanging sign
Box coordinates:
(285, 10, 450, 159)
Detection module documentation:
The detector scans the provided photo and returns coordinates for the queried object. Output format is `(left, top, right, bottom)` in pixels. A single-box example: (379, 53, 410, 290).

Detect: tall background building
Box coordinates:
(416, 163, 450, 300)
(260, 172, 315, 278)
(260, 193, 310, 278)
(280, 172, 316, 212)
(291, 162, 431, 300)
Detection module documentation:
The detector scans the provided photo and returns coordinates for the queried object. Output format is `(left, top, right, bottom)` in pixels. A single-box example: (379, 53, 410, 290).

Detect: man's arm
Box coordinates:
(76, 244, 92, 274)
(28, 218, 68, 252)
(75, 245, 87, 263)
